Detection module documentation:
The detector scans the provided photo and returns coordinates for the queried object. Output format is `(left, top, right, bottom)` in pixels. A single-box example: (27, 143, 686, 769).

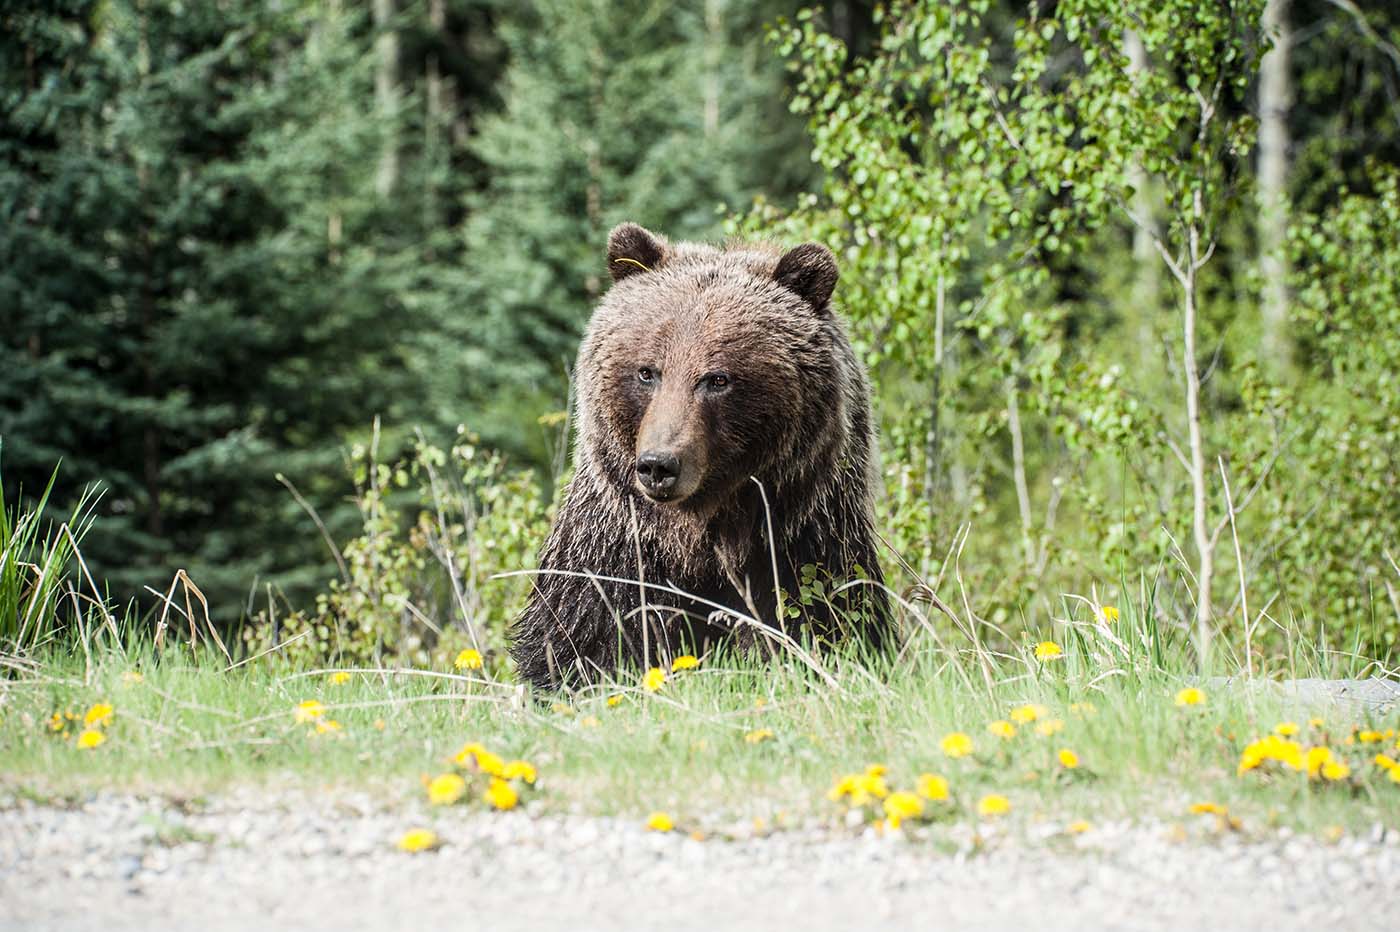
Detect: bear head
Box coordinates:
(575, 222, 853, 538)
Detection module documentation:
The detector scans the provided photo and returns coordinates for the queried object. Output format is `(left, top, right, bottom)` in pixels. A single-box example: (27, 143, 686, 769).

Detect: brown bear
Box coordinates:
(510, 222, 891, 688)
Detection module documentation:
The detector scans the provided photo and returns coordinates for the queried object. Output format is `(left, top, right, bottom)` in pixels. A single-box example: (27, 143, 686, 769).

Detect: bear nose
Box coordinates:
(635, 450, 681, 494)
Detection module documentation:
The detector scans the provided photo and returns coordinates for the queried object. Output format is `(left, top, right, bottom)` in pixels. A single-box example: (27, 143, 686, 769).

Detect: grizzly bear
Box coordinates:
(510, 222, 891, 688)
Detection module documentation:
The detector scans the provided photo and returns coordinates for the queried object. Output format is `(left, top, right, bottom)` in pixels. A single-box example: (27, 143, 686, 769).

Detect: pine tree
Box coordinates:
(0, 0, 433, 615)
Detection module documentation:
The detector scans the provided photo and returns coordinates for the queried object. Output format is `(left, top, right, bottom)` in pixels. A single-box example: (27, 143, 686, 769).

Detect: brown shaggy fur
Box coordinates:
(510, 223, 891, 688)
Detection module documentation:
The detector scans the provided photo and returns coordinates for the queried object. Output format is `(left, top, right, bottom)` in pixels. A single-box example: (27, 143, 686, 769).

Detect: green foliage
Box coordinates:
(242, 428, 552, 668)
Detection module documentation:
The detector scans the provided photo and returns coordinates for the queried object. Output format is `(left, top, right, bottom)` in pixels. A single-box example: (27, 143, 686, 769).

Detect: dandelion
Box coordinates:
(670, 655, 700, 672)
(120, 671, 144, 685)
(1174, 687, 1206, 707)
(1189, 802, 1227, 815)
(1374, 754, 1397, 772)
(1301, 745, 1337, 778)
(397, 828, 439, 853)
(83, 703, 114, 728)
(1010, 704, 1048, 724)
(474, 750, 506, 777)
(646, 811, 674, 832)
(1308, 717, 1325, 729)
(1274, 722, 1299, 737)
(940, 732, 974, 758)
(882, 792, 924, 829)
(1321, 760, 1351, 782)
(1101, 605, 1120, 624)
(76, 729, 106, 750)
(915, 773, 949, 802)
(607, 695, 623, 708)
(454, 649, 483, 671)
(1389, 767, 1400, 785)
(314, 719, 342, 735)
(1036, 719, 1065, 737)
(293, 700, 326, 724)
(329, 671, 351, 685)
(642, 667, 666, 692)
(987, 720, 1017, 739)
(484, 778, 519, 811)
(1357, 730, 1384, 744)
(1238, 735, 1305, 775)
(976, 794, 1011, 817)
(744, 728, 775, 745)
(1057, 749, 1080, 770)
(1033, 641, 1062, 661)
(1067, 820, 1091, 834)
(428, 773, 467, 806)
(501, 760, 538, 784)
(47, 712, 66, 732)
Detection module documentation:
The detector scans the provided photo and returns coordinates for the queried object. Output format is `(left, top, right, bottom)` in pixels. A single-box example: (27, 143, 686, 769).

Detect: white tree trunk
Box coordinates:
(374, 0, 400, 199)
(1258, 0, 1292, 370)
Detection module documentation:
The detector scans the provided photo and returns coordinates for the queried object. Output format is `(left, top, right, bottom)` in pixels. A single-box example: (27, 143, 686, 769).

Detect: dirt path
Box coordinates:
(2, 790, 1396, 931)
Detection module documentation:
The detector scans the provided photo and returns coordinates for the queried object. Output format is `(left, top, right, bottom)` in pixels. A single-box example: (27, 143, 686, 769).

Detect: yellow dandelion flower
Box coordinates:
(484, 778, 519, 811)
(452, 742, 486, 766)
(1174, 687, 1206, 707)
(453, 649, 483, 671)
(293, 700, 326, 724)
(1033, 641, 1062, 661)
(976, 794, 1011, 817)
(474, 750, 506, 777)
(1321, 760, 1351, 782)
(1274, 721, 1299, 737)
(48, 712, 66, 732)
(1069, 702, 1097, 717)
(83, 702, 114, 728)
(915, 773, 950, 802)
(120, 671, 144, 685)
(1389, 766, 1400, 785)
(500, 760, 538, 784)
(744, 728, 775, 745)
(1036, 718, 1065, 737)
(76, 729, 106, 750)
(427, 773, 467, 806)
(1357, 730, 1383, 744)
(987, 720, 1017, 739)
(864, 763, 888, 778)
(854, 772, 890, 801)
(1238, 735, 1305, 775)
(642, 667, 666, 692)
(940, 732, 974, 758)
(397, 828, 439, 852)
(1302, 745, 1335, 777)
(1189, 802, 1227, 815)
(827, 774, 859, 802)
(1010, 704, 1048, 724)
(1057, 748, 1080, 769)
(882, 791, 924, 828)
(670, 655, 700, 672)
(1308, 717, 1325, 728)
(1101, 605, 1120, 624)
(314, 719, 342, 735)
(607, 695, 623, 707)
(1374, 754, 1397, 772)
(374, 719, 386, 731)
(550, 702, 576, 717)
(1067, 820, 1091, 834)
(328, 672, 351, 685)
(646, 811, 674, 832)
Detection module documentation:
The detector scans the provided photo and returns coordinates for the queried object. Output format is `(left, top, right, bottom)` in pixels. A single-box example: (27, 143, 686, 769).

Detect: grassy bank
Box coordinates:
(4, 632, 1397, 840)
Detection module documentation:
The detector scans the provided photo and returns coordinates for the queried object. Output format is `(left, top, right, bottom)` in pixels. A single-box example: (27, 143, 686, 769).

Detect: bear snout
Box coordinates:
(635, 449, 682, 500)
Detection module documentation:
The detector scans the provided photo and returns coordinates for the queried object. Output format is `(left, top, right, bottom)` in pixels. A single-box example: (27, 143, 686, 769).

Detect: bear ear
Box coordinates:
(607, 222, 667, 282)
(773, 242, 839, 312)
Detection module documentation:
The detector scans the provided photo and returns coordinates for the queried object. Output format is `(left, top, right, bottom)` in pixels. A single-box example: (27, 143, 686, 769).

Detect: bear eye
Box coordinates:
(637, 366, 657, 385)
(704, 373, 731, 392)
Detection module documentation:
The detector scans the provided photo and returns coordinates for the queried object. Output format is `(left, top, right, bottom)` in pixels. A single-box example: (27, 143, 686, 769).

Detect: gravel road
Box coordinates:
(2, 790, 1397, 931)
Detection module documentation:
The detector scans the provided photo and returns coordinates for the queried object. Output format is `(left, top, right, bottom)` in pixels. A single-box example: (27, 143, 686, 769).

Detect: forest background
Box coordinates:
(3, 0, 1398, 671)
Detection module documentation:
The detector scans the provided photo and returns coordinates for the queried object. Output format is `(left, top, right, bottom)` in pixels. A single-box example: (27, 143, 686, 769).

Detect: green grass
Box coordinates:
(3, 632, 1397, 840)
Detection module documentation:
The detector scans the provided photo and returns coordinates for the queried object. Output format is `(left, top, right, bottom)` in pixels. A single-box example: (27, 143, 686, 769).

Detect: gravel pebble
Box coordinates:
(1, 789, 1397, 931)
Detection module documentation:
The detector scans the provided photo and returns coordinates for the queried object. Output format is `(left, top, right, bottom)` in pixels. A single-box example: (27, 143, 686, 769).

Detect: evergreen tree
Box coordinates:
(1, 0, 432, 615)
